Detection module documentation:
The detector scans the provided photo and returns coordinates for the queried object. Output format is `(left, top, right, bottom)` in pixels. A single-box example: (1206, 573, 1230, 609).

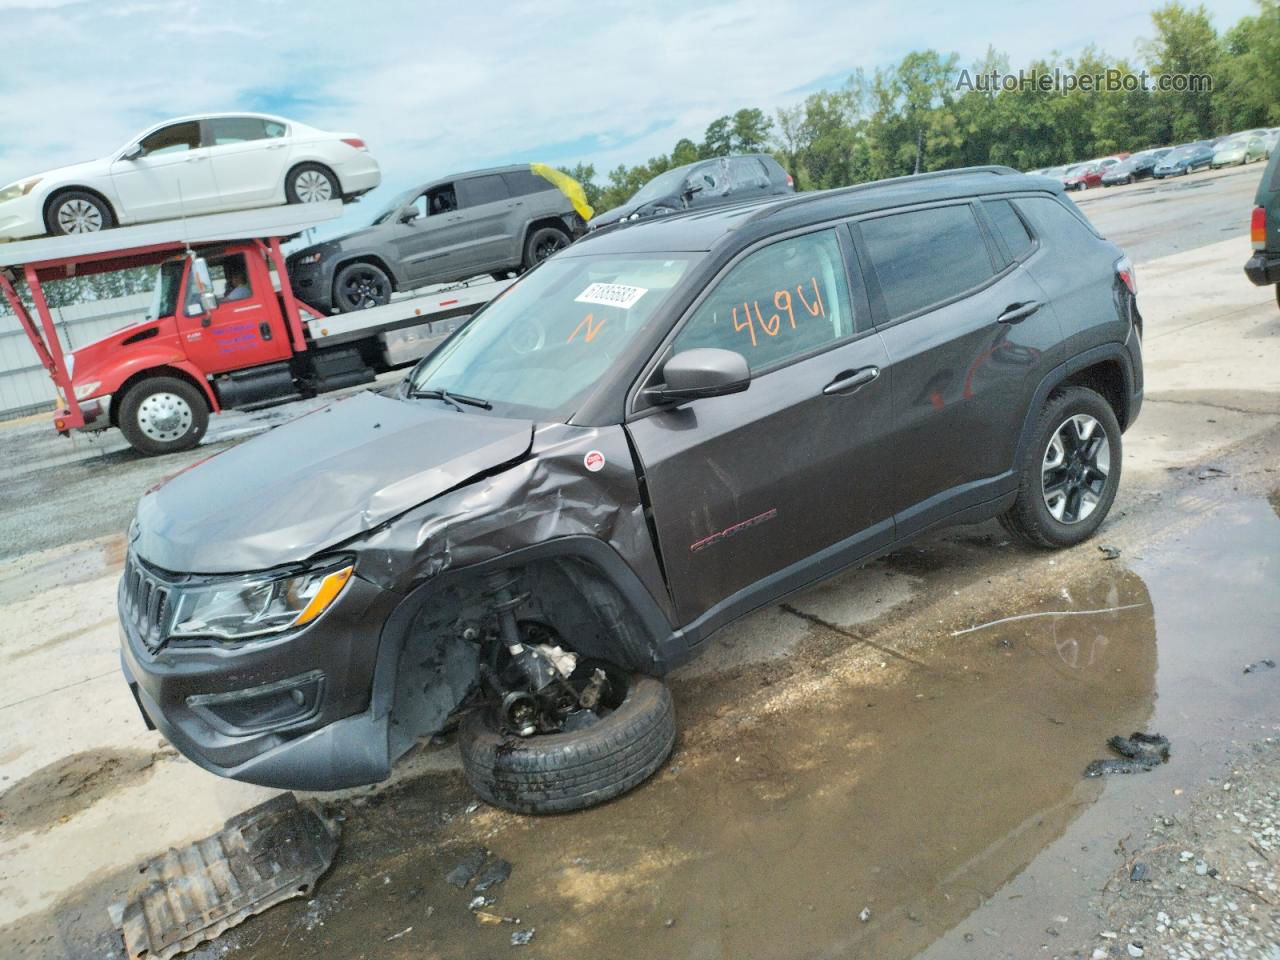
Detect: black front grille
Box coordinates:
(121, 555, 174, 653)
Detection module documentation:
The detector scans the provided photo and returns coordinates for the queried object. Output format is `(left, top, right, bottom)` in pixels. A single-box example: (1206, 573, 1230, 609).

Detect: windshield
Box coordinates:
(407, 253, 699, 418)
(628, 165, 695, 206)
(371, 186, 419, 225)
(147, 259, 185, 320)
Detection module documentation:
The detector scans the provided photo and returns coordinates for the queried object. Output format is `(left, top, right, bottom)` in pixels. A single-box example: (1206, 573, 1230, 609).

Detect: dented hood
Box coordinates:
(133, 392, 533, 574)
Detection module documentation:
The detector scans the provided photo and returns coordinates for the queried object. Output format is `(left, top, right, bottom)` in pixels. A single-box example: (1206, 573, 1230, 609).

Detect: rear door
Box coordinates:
(852, 198, 1063, 535)
(204, 116, 293, 207)
(456, 174, 516, 269)
(109, 121, 220, 221)
(626, 227, 897, 631)
(726, 157, 772, 203)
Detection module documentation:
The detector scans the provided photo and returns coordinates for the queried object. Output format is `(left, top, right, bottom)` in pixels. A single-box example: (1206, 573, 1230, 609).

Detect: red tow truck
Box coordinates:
(0, 202, 507, 455)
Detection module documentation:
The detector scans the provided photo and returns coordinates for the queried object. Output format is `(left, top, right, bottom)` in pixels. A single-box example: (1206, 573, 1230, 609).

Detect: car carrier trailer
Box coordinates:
(0, 201, 508, 455)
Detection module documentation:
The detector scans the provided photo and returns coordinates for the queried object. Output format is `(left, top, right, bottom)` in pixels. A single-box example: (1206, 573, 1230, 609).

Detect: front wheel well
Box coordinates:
(331, 255, 398, 293)
(42, 186, 118, 226)
(111, 366, 212, 428)
(1059, 358, 1130, 429)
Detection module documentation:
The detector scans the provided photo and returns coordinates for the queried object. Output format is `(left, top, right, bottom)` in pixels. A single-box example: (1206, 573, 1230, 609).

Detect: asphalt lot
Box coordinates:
(1, 160, 1277, 960)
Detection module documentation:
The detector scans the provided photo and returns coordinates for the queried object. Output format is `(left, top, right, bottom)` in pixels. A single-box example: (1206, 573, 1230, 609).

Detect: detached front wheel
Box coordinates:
(118, 376, 209, 456)
(459, 673, 675, 814)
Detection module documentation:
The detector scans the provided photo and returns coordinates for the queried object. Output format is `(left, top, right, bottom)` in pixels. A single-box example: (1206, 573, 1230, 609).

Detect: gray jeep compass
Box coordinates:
(119, 166, 1143, 813)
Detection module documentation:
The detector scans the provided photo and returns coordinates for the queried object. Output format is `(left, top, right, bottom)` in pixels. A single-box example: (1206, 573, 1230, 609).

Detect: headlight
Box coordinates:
(0, 177, 41, 203)
(169, 560, 354, 642)
(296, 252, 323, 265)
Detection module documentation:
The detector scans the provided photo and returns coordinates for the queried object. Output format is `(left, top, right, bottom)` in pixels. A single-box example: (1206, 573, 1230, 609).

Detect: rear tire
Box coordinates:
(45, 190, 115, 236)
(521, 226, 571, 271)
(332, 261, 392, 312)
(286, 163, 340, 204)
(118, 376, 208, 456)
(999, 386, 1122, 549)
(459, 674, 676, 814)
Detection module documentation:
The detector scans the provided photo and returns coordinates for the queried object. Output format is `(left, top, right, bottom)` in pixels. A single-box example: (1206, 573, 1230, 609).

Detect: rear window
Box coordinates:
(859, 204, 995, 320)
(1014, 196, 1101, 244)
(207, 117, 287, 145)
(503, 169, 556, 197)
(984, 199, 1035, 263)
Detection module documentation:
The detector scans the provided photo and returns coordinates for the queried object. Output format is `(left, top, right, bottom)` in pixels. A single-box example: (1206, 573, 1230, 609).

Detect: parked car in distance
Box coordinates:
(1212, 134, 1267, 167)
(1153, 143, 1214, 177)
(1245, 143, 1280, 309)
(118, 165, 1143, 814)
(0, 113, 380, 240)
(589, 154, 794, 229)
(1062, 162, 1103, 190)
(1101, 148, 1172, 186)
(287, 164, 592, 313)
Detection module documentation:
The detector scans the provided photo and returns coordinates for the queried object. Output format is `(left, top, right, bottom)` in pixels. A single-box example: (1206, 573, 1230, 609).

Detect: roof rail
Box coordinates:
(744, 165, 1023, 225)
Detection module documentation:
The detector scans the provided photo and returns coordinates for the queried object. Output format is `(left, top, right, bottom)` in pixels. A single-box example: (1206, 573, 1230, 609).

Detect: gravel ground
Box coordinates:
(1069, 741, 1280, 960)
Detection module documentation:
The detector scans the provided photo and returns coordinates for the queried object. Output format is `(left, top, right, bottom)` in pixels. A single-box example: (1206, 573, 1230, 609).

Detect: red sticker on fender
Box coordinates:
(584, 450, 606, 472)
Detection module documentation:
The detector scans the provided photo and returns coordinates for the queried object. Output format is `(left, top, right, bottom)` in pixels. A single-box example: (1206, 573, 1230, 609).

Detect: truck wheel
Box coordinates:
(45, 191, 115, 236)
(286, 163, 340, 204)
(1000, 386, 1121, 549)
(333, 262, 392, 312)
(521, 226, 570, 271)
(118, 377, 209, 456)
(459, 673, 676, 814)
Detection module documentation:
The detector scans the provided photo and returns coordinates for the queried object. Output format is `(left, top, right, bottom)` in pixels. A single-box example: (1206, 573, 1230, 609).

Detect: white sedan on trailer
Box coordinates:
(0, 113, 380, 240)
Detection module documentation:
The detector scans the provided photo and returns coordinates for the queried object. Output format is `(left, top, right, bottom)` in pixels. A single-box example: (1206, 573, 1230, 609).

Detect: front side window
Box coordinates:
(211, 254, 253, 303)
(206, 117, 286, 145)
(138, 121, 201, 157)
(859, 204, 995, 320)
(426, 183, 457, 216)
(408, 254, 698, 418)
(673, 229, 855, 373)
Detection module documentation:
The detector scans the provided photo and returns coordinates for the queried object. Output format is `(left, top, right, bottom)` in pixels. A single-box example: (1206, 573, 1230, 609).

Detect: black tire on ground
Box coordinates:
(521, 226, 571, 271)
(332, 261, 392, 312)
(285, 163, 341, 204)
(999, 386, 1122, 549)
(117, 376, 209, 456)
(459, 674, 676, 814)
(45, 190, 116, 236)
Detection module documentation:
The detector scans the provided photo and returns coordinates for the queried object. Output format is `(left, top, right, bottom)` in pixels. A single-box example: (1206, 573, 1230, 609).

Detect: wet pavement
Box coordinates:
(67, 488, 1263, 960)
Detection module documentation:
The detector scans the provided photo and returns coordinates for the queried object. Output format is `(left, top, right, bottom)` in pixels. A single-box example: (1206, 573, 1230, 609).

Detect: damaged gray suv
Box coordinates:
(119, 166, 1144, 813)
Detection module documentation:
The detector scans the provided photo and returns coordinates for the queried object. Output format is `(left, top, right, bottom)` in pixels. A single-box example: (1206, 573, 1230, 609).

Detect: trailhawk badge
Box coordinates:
(584, 450, 606, 472)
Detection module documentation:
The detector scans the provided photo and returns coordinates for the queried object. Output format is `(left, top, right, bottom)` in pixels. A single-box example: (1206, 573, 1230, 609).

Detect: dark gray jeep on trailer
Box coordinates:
(119, 165, 1143, 813)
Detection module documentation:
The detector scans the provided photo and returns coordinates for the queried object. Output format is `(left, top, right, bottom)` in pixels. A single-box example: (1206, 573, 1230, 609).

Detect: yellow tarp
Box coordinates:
(531, 163, 594, 222)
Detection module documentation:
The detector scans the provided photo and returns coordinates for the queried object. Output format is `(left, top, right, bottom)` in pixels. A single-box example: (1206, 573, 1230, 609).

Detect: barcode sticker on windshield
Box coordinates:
(575, 283, 648, 309)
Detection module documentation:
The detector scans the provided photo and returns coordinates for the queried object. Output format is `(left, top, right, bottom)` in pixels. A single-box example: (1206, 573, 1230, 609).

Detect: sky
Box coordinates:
(0, 0, 1259, 235)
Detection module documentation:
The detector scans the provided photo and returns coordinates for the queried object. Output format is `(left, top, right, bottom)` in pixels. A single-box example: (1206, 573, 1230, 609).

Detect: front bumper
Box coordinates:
(1244, 251, 1280, 287)
(0, 192, 46, 240)
(285, 257, 336, 311)
(118, 559, 401, 789)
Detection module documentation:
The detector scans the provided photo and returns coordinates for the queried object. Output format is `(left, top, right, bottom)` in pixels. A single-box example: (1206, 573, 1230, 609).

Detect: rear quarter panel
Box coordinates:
(1258, 150, 1280, 252)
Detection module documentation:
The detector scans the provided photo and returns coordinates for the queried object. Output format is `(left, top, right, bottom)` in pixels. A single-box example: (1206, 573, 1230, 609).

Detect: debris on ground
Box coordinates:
(1129, 861, 1149, 883)
(108, 793, 339, 960)
(1097, 544, 1122, 560)
(384, 926, 412, 942)
(511, 928, 535, 946)
(468, 895, 495, 911)
(1195, 465, 1230, 480)
(444, 847, 488, 888)
(473, 857, 512, 892)
(474, 911, 520, 925)
(859, 907, 872, 922)
(1243, 657, 1276, 674)
(1084, 733, 1171, 777)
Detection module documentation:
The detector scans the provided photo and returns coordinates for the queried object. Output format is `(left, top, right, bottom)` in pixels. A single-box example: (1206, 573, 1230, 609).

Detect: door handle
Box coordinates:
(823, 366, 880, 396)
(997, 300, 1042, 324)
(447, 215, 463, 222)
(266, 142, 287, 150)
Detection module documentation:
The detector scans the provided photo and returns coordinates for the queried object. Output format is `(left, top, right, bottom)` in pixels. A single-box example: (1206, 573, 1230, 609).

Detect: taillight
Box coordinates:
(341, 138, 367, 150)
(1115, 255, 1137, 296)
(786, 174, 794, 188)
(1252, 206, 1267, 250)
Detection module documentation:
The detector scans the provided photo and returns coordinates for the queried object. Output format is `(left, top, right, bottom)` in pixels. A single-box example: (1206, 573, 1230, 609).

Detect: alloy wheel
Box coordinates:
(137, 392, 194, 442)
(340, 269, 389, 309)
(1041, 413, 1111, 524)
(56, 198, 103, 233)
(294, 170, 333, 203)
(533, 233, 568, 262)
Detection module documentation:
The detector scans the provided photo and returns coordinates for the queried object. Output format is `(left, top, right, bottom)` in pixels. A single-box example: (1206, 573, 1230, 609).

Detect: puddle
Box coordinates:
(0, 749, 160, 834)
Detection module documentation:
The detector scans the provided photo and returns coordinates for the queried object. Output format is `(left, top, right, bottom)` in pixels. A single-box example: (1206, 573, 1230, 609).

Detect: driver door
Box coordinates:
(625, 227, 897, 632)
(390, 183, 479, 284)
(109, 121, 220, 222)
(176, 253, 291, 374)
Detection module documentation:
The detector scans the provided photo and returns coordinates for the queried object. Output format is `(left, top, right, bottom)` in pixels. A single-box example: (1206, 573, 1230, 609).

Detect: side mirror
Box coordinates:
(399, 208, 420, 224)
(121, 144, 143, 161)
(646, 348, 750, 404)
(683, 180, 704, 198)
(190, 257, 219, 314)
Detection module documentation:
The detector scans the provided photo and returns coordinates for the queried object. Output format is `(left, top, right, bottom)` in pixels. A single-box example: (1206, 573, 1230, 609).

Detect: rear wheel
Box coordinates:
(286, 163, 340, 204)
(118, 376, 208, 456)
(332, 261, 392, 312)
(45, 191, 115, 236)
(521, 226, 571, 271)
(1000, 386, 1122, 549)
